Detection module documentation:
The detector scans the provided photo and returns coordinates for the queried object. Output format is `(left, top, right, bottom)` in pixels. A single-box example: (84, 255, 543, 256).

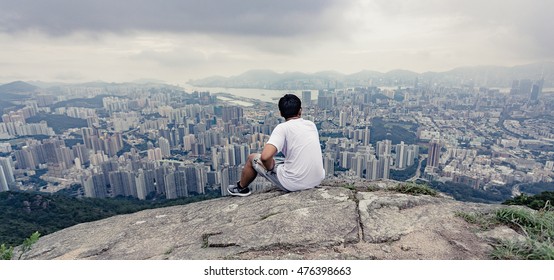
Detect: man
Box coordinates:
(228, 94, 325, 196)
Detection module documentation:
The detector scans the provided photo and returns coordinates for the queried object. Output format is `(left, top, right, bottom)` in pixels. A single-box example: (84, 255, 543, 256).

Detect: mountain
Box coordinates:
(18, 179, 530, 260)
(190, 62, 554, 89)
(0, 81, 39, 101)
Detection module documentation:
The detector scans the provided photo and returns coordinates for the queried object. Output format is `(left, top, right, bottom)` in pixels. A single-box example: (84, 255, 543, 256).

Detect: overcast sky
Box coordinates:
(1, 0, 553, 84)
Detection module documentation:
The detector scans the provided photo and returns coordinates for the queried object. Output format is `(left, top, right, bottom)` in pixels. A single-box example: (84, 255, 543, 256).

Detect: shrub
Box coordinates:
(0, 231, 40, 260)
(391, 183, 438, 196)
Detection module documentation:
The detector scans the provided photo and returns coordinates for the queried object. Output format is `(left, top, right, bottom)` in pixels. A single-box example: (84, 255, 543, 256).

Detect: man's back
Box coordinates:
(267, 118, 325, 191)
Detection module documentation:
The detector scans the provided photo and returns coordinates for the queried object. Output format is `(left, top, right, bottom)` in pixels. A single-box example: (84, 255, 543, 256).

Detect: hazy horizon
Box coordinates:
(1, 0, 553, 84)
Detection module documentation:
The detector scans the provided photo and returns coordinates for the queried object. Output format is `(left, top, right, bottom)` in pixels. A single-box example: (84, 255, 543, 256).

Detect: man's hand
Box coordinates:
(260, 144, 277, 171)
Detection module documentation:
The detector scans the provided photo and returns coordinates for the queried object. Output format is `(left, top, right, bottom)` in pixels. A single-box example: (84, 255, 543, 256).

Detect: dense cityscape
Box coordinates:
(0, 74, 552, 203)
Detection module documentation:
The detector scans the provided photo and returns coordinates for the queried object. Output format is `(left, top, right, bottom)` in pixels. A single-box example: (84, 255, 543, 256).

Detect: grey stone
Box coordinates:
(22, 186, 526, 260)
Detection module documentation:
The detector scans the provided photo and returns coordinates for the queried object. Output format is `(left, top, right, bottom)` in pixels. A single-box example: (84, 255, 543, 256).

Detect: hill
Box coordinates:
(50, 95, 107, 109)
(189, 62, 554, 89)
(0, 81, 38, 101)
(26, 113, 89, 134)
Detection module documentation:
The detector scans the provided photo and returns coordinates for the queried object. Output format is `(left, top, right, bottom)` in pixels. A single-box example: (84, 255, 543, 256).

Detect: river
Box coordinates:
(182, 84, 319, 104)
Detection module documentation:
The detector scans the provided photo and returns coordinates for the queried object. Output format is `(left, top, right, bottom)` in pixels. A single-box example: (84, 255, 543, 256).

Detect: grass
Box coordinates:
(390, 183, 438, 197)
(459, 206, 554, 259)
(455, 212, 499, 230)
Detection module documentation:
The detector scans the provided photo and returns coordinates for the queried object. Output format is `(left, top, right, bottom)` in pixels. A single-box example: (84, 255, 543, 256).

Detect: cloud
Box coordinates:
(369, 0, 554, 60)
(0, 0, 346, 38)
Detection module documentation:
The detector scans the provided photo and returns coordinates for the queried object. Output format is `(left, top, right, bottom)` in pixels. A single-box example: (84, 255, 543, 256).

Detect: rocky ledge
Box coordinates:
(22, 182, 525, 260)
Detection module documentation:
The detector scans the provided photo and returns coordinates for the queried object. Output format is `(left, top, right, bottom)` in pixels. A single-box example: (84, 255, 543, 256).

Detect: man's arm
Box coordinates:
(260, 143, 277, 171)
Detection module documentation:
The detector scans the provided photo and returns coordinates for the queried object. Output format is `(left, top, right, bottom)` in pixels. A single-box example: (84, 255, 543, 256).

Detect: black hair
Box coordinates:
(278, 94, 301, 119)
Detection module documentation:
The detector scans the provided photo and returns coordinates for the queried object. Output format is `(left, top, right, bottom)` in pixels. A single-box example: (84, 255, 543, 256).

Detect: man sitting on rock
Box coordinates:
(228, 94, 325, 196)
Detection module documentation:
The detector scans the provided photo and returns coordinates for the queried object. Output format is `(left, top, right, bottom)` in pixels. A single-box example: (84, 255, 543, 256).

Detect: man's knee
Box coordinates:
(246, 153, 258, 166)
(247, 153, 259, 162)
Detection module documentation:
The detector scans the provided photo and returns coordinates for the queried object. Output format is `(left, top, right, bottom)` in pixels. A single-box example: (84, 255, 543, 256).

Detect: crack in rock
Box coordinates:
(201, 232, 238, 248)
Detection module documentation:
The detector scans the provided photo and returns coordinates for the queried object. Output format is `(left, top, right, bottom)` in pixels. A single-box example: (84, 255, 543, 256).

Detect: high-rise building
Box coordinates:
(519, 79, 533, 95)
(366, 155, 379, 180)
(72, 143, 90, 165)
(395, 141, 408, 169)
(135, 169, 148, 200)
(428, 140, 441, 168)
(82, 173, 108, 198)
(339, 111, 347, 127)
(0, 157, 15, 185)
(530, 85, 540, 101)
(147, 148, 163, 161)
(302, 91, 312, 106)
(530, 78, 544, 101)
(15, 147, 37, 170)
(378, 154, 392, 179)
(323, 153, 334, 178)
(376, 140, 392, 158)
(352, 153, 366, 178)
(164, 172, 177, 199)
(363, 127, 370, 146)
(0, 166, 9, 191)
(159, 137, 171, 158)
(81, 127, 96, 150)
(317, 91, 334, 109)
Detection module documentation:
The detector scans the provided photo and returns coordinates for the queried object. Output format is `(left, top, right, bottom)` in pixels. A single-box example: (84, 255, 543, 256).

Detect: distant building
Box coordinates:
(158, 137, 171, 158)
(0, 166, 9, 191)
(530, 78, 544, 101)
(302, 91, 312, 106)
(518, 79, 533, 95)
(0, 157, 15, 185)
(428, 140, 441, 168)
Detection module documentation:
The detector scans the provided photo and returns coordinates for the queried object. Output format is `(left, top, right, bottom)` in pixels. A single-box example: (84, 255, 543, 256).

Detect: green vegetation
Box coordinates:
(504, 191, 554, 211)
(0, 100, 22, 114)
(429, 181, 512, 203)
(1, 243, 13, 260)
(24, 169, 49, 190)
(369, 117, 418, 145)
(64, 138, 83, 148)
(459, 192, 554, 259)
(26, 113, 88, 134)
(389, 158, 419, 181)
(1, 231, 40, 260)
(391, 182, 438, 196)
(492, 207, 554, 259)
(518, 182, 554, 196)
(0, 190, 219, 247)
(341, 184, 356, 190)
(50, 95, 108, 109)
(455, 211, 499, 230)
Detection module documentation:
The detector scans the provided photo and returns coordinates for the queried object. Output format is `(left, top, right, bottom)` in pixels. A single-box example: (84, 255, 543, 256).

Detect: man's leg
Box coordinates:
(239, 153, 263, 188)
(228, 153, 261, 196)
(251, 155, 289, 192)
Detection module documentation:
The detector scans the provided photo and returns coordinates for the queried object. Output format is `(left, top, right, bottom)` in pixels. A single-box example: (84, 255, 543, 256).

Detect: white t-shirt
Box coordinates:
(266, 118, 325, 191)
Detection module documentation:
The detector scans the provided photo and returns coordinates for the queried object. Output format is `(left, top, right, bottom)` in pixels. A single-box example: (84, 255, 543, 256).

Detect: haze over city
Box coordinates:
(1, 0, 553, 84)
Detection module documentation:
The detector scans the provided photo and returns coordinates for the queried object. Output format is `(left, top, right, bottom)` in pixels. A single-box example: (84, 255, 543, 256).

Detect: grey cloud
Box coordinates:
(0, 0, 345, 37)
(133, 48, 209, 68)
(372, 0, 554, 59)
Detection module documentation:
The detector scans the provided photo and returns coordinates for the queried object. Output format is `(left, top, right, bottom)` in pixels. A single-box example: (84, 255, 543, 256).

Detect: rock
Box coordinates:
(22, 186, 526, 260)
(477, 226, 527, 244)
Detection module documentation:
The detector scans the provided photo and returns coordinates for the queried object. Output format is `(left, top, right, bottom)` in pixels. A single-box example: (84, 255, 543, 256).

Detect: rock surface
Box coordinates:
(23, 184, 525, 260)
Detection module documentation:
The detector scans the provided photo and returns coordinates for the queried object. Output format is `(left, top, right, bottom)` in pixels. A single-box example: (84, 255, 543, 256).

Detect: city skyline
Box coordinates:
(1, 0, 553, 84)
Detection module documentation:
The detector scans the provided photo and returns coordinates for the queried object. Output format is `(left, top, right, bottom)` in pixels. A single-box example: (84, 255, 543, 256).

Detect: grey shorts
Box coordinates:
(252, 154, 289, 192)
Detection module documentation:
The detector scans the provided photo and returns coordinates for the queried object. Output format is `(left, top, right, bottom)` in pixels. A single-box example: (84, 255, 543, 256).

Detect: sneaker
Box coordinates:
(227, 183, 251, 197)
